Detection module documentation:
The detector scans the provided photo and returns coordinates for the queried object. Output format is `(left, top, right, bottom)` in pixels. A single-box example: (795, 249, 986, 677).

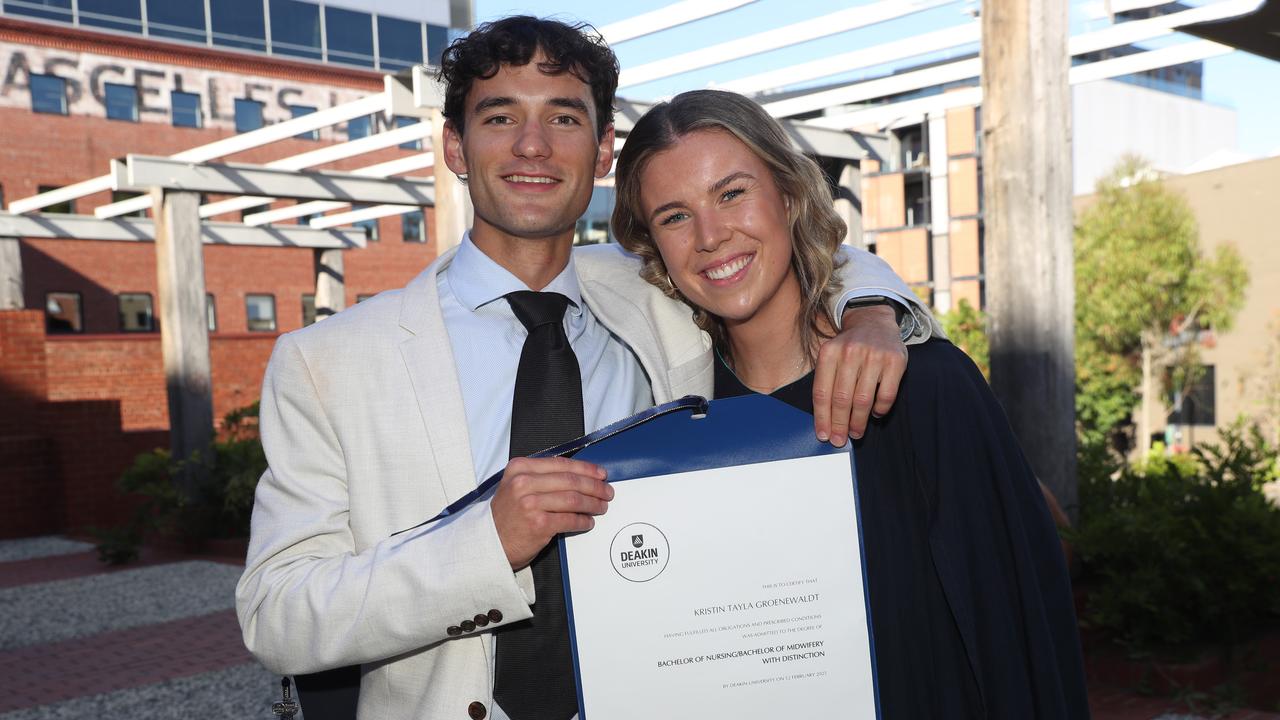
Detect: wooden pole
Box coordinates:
(431, 108, 472, 253)
(0, 236, 22, 310)
(981, 0, 1078, 517)
(314, 248, 345, 321)
(151, 188, 215, 496)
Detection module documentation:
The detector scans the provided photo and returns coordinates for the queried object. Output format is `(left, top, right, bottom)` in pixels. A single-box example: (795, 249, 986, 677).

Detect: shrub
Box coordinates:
(93, 402, 266, 563)
(1069, 422, 1280, 656)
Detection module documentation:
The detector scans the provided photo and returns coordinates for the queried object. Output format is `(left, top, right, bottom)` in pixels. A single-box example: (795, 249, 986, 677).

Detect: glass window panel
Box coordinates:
(111, 190, 147, 218)
(105, 83, 138, 122)
(402, 209, 424, 242)
(301, 294, 316, 327)
(246, 294, 277, 331)
(270, 0, 321, 60)
(210, 0, 266, 51)
(290, 105, 318, 140)
(207, 294, 217, 332)
(30, 75, 68, 115)
(347, 115, 371, 140)
(37, 185, 74, 214)
(78, 0, 142, 32)
(45, 292, 83, 333)
(426, 24, 449, 67)
(118, 293, 155, 332)
(172, 91, 202, 128)
(352, 209, 379, 242)
(325, 6, 374, 68)
(378, 16, 422, 72)
(395, 116, 420, 150)
(235, 98, 264, 132)
(356, 294, 374, 303)
(6, 0, 74, 23)
(147, 0, 206, 43)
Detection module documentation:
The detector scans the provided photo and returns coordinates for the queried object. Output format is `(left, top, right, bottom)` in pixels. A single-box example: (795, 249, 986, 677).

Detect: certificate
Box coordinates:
(561, 452, 877, 719)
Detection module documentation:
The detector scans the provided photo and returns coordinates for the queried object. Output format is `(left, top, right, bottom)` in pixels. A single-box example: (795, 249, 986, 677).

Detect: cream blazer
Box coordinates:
(235, 243, 939, 720)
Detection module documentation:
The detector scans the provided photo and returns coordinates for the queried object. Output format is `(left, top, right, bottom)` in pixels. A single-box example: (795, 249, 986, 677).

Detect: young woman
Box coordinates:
(612, 89, 1089, 719)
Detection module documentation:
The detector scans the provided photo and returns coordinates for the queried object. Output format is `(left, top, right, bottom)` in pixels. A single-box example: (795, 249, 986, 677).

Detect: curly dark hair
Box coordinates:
(436, 16, 619, 139)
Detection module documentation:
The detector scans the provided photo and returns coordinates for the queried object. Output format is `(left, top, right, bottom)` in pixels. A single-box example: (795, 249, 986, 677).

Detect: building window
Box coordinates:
(146, 0, 207, 43)
(352, 209, 379, 242)
(326, 7, 375, 68)
(347, 115, 372, 140)
(210, 0, 266, 52)
(1168, 365, 1216, 427)
(378, 16, 423, 71)
(172, 91, 202, 128)
(402, 209, 425, 242)
(246, 294, 277, 331)
(301, 293, 317, 327)
(426, 24, 449, 67)
(118, 293, 155, 332)
(37, 185, 74, 214)
(356, 294, 374, 303)
(30, 75, 68, 115)
(6, 0, 74, 22)
(395, 116, 421, 150)
(235, 98, 264, 133)
(270, 0, 322, 60)
(904, 177, 928, 228)
(79, 0, 143, 31)
(45, 292, 83, 333)
(104, 83, 139, 122)
(894, 125, 926, 170)
(207, 293, 217, 332)
(111, 190, 148, 218)
(290, 105, 318, 140)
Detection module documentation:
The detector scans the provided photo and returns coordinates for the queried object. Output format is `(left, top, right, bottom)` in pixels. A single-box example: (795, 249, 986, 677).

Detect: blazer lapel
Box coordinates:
(397, 248, 479, 505)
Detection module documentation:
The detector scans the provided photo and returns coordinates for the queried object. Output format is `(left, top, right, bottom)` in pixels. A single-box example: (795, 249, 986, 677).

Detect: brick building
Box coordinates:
(0, 0, 470, 537)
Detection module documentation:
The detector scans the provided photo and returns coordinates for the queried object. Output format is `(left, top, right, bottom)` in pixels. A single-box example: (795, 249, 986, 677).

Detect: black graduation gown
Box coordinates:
(714, 338, 1089, 719)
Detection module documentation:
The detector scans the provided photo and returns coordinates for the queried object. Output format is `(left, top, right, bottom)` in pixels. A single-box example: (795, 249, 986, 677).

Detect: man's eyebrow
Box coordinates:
(549, 97, 590, 114)
(472, 96, 515, 114)
(709, 171, 754, 195)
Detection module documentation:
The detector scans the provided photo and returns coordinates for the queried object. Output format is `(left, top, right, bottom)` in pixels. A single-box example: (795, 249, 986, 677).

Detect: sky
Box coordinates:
(473, 0, 1280, 159)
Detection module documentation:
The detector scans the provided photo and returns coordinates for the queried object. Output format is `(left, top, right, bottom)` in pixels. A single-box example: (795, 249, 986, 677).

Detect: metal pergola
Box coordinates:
(0, 0, 1264, 471)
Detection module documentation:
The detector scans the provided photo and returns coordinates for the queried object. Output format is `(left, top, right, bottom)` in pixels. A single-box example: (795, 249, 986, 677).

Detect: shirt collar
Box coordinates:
(446, 232, 583, 317)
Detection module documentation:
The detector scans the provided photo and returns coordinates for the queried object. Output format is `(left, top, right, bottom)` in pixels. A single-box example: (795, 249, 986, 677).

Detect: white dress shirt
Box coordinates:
(438, 235, 652, 720)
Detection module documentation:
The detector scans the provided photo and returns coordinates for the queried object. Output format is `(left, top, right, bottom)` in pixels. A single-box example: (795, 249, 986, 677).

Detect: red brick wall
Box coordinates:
(0, 434, 56, 538)
(0, 310, 48, 436)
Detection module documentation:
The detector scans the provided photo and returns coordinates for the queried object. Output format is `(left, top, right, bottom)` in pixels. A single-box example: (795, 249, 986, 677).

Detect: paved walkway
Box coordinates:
(0, 535, 1275, 719)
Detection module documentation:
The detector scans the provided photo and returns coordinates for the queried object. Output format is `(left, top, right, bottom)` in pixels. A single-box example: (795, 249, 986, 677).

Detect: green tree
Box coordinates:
(937, 298, 990, 379)
(1074, 156, 1248, 459)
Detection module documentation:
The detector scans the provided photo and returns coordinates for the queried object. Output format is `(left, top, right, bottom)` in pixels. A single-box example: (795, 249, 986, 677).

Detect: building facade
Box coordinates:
(0, 2, 468, 537)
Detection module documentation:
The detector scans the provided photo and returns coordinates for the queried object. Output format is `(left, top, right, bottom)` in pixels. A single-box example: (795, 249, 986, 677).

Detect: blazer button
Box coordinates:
(487, 609, 503, 624)
(473, 613, 489, 627)
(461, 619, 476, 632)
(447, 626, 462, 636)
(467, 701, 487, 719)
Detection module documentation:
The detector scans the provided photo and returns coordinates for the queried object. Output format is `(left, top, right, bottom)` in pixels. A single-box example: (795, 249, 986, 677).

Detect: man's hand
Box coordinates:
(812, 303, 908, 445)
(491, 456, 612, 571)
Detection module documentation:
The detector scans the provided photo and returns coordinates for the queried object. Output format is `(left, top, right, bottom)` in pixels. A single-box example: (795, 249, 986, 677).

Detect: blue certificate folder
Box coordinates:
(398, 394, 879, 718)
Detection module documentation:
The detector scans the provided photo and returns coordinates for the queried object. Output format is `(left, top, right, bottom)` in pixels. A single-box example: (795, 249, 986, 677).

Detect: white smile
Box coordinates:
(702, 254, 753, 281)
(503, 175, 558, 184)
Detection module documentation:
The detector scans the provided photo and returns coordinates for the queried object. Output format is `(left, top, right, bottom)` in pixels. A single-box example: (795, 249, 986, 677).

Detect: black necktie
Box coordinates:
(493, 290, 584, 720)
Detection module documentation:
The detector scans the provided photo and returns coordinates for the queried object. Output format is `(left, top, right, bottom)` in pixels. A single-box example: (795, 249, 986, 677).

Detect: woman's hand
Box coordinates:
(812, 304, 908, 445)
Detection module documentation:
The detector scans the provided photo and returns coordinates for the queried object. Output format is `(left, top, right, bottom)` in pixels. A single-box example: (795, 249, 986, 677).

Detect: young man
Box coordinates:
(237, 16, 940, 720)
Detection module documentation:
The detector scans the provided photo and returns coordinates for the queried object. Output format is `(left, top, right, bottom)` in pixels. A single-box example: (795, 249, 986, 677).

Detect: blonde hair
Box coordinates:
(611, 89, 846, 363)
